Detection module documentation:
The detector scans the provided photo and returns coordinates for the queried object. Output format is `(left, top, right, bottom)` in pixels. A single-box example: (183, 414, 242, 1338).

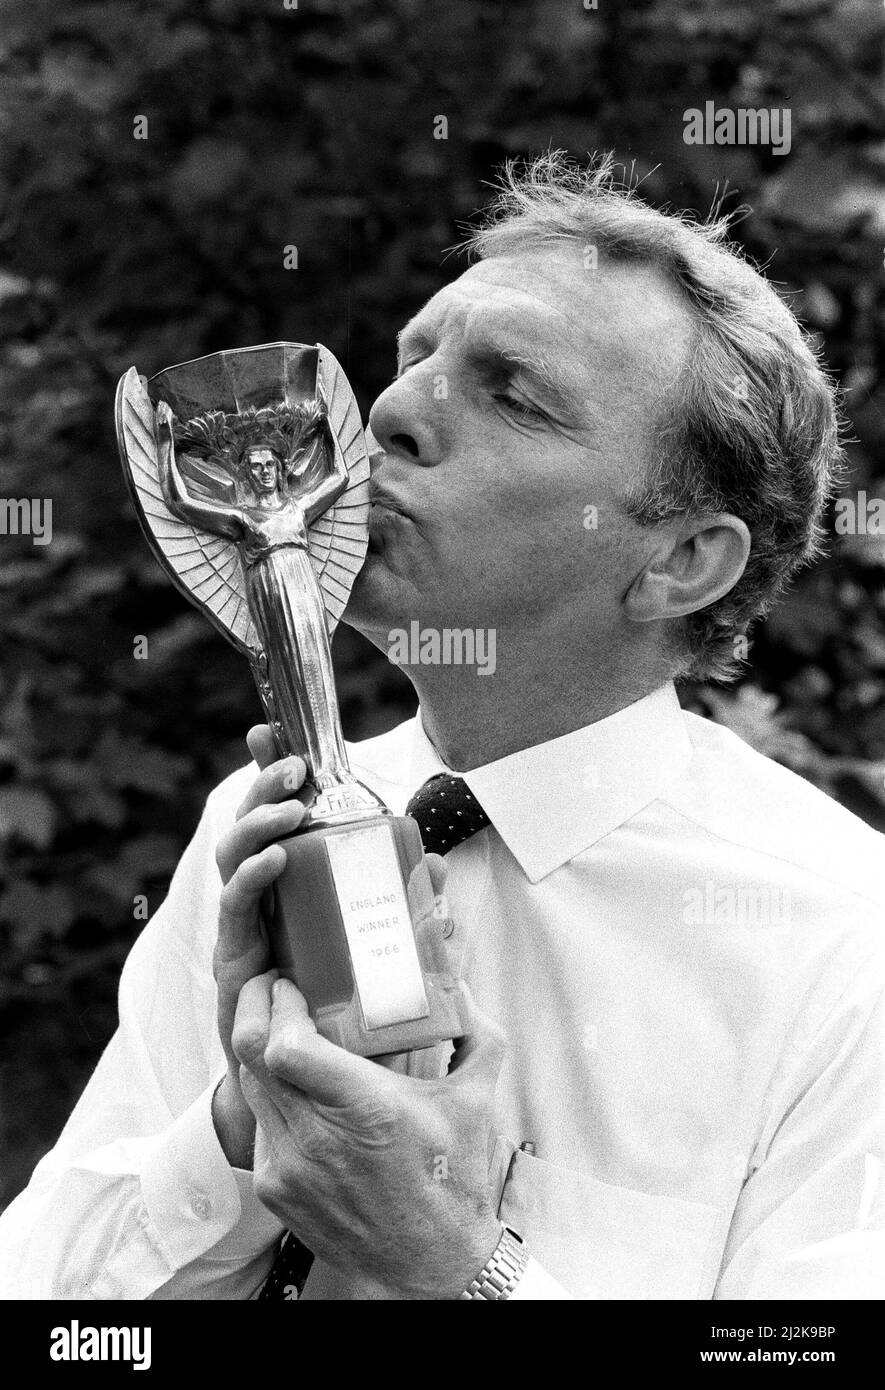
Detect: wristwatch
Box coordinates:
(458, 1225, 529, 1300)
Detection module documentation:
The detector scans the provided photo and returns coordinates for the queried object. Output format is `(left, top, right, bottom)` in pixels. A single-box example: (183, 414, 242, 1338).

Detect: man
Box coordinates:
(1, 155, 882, 1300)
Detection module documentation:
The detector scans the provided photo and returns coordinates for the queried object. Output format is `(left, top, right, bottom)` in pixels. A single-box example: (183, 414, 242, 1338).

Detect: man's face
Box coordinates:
(346, 245, 694, 653)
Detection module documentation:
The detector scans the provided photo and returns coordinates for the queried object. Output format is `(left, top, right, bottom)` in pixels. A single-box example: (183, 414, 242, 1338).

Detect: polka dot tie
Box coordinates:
(260, 773, 491, 1298)
(404, 773, 492, 856)
(258, 1235, 312, 1301)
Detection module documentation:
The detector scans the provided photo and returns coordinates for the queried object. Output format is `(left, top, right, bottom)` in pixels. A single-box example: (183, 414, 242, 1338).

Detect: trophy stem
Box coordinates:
(246, 544, 386, 827)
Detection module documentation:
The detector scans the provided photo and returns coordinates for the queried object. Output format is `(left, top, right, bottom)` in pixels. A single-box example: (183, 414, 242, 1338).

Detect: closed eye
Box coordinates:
(494, 392, 546, 423)
(393, 361, 548, 424)
(393, 358, 426, 380)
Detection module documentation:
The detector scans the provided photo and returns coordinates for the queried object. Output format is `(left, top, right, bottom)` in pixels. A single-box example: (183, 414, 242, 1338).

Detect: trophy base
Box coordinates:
(268, 814, 467, 1057)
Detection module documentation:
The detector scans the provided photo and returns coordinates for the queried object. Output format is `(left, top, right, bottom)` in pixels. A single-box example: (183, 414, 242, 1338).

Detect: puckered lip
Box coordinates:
(369, 482, 412, 518)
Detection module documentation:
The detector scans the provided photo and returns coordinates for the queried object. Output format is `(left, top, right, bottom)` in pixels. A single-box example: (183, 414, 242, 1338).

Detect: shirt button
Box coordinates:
(190, 1191, 212, 1220)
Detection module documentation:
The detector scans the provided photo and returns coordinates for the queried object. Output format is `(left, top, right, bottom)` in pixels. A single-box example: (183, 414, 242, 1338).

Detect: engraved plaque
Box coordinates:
(325, 825, 430, 1029)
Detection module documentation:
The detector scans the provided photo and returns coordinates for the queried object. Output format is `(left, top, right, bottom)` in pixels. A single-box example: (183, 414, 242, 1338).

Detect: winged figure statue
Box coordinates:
(115, 343, 382, 822)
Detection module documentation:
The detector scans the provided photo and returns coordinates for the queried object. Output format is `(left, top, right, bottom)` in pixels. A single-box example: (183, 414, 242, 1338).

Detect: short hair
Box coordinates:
(461, 153, 844, 682)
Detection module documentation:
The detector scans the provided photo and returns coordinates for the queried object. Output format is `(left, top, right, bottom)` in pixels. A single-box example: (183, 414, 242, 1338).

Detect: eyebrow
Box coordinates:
(495, 344, 580, 416)
(396, 320, 584, 419)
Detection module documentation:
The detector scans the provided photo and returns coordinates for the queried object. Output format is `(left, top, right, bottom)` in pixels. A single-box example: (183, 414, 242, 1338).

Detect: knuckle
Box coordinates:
(252, 1168, 274, 1208)
(355, 1084, 405, 1136)
(213, 949, 242, 990)
(253, 1165, 287, 1214)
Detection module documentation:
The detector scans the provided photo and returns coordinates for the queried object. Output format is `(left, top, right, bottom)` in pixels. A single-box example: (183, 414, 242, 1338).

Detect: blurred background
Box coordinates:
(1, 0, 883, 1209)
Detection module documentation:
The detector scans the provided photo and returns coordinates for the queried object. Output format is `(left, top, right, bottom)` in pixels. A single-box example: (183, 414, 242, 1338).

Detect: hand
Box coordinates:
(233, 972, 506, 1300)
(211, 725, 309, 1168)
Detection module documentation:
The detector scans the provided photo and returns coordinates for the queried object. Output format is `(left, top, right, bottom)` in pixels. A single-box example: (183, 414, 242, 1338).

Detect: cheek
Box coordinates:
(461, 498, 644, 621)
(418, 513, 566, 621)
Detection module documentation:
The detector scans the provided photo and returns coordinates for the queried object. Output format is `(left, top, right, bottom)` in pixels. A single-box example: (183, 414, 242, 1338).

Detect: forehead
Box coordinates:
(403, 246, 693, 401)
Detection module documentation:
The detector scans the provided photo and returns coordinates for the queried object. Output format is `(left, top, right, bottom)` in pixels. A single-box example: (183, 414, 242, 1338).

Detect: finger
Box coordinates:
(216, 800, 306, 883)
(231, 970, 275, 1066)
(232, 973, 308, 1115)
(246, 724, 279, 771)
(425, 853, 447, 899)
(264, 977, 383, 1108)
(446, 986, 507, 1098)
(239, 1065, 288, 1146)
(217, 845, 287, 957)
(239, 1068, 306, 1180)
(236, 755, 308, 820)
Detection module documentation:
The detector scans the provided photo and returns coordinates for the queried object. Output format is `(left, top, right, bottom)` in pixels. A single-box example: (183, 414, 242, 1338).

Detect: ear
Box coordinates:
(624, 513, 751, 623)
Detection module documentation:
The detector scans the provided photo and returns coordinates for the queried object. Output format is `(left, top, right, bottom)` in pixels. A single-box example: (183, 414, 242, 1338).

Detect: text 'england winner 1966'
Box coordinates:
(325, 824, 430, 1029)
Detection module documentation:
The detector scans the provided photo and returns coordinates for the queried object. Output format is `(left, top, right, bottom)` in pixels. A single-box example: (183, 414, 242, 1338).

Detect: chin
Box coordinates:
(346, 556, 449, 645)
(344, 555, 402, 638)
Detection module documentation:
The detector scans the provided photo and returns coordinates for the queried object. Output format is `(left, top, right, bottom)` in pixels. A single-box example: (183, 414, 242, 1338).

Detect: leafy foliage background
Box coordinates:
(1, 0, 883, 1207)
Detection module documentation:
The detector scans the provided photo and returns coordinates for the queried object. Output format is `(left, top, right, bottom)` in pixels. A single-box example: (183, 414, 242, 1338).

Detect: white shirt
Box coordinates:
(1, 683, 883, 1300)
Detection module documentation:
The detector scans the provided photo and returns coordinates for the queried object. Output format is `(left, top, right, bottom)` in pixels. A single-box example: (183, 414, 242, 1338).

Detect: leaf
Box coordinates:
(0, 880, 75, 939)
(84, 834, 182, 905)
(48, 762, 128, 828)
(703, 687, 817, 766)
(0, 270, 30, 301)
(93, 730, 191, 796)
(0, 786, 56, 848)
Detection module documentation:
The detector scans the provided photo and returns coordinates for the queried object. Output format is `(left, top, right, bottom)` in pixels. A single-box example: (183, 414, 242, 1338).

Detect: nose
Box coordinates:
(368, 369, 441, 466)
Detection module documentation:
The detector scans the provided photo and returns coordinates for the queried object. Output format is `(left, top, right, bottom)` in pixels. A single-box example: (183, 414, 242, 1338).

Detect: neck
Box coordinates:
(408, 638, 667, 771)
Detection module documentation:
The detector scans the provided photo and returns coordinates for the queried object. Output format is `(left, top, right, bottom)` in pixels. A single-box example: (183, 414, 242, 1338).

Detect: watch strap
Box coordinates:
(458, 1226, 529, 1300)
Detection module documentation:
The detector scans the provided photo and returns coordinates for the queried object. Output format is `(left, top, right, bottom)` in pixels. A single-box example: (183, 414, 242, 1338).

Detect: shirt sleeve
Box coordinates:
(714, 940, 885, 1299)
(0, 770, 285, 1301)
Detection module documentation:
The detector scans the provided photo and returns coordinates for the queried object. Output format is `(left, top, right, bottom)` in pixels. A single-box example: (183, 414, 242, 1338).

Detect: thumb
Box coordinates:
(264, 977, 382, 1108)
(446, 985, 507, 1097)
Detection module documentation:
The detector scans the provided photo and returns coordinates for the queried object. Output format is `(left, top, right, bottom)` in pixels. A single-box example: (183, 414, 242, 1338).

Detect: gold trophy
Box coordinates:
(116, 343, 465, 1056)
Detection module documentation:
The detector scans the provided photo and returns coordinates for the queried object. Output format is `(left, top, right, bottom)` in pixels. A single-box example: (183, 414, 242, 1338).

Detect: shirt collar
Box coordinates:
(407, 682, 692, 883)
